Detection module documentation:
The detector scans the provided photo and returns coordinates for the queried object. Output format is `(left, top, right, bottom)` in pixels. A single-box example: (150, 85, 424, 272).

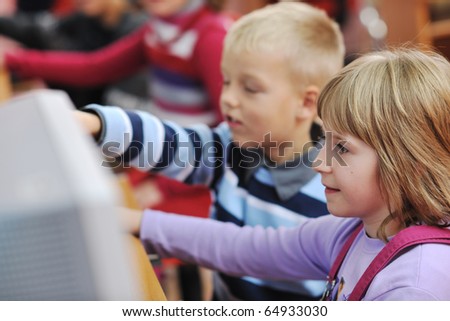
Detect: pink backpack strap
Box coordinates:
(348, 225, 450, 301)
(321, 221, 363, 300)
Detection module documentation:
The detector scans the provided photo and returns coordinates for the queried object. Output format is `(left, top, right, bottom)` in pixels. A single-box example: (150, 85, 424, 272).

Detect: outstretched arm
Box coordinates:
(137, 209, 339, 281)
(78, 105, 231, 186)
(2, 25, 149, 87)
(117, 204, 313, 280)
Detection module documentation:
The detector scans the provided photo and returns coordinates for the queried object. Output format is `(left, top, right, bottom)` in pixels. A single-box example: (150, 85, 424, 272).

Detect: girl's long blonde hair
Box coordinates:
(318, 48, 450, 240)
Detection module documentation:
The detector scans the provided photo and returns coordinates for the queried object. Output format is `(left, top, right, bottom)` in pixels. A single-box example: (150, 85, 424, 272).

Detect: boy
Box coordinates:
(78, 2, 345, 300)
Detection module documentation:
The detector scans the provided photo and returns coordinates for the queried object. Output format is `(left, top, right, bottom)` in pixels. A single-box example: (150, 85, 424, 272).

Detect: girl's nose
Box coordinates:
(313, 143, 332, 173)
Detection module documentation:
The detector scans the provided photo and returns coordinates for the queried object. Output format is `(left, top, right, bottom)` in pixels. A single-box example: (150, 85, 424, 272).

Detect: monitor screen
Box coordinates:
(0, 89, 142, 300)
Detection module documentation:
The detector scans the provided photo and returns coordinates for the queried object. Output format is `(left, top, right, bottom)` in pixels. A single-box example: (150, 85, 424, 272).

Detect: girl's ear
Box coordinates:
(296, 85, 319, 121)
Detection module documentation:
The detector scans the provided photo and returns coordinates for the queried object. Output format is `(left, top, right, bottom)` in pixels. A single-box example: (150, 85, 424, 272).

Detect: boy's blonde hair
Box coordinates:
(318, 48, 450, 240)
(223, 2, 345, 91)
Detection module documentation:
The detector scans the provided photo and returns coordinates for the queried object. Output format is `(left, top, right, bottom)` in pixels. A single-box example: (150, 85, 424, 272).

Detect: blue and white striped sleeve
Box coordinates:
(82, 105, 231, 187)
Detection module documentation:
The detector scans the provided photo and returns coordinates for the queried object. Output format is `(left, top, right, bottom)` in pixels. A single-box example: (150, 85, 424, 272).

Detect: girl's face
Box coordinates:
(141, 0, 191, 17)
(314, 130, 390, 228)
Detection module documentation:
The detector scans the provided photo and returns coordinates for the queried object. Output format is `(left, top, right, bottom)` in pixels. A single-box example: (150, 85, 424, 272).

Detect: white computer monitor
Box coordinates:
(0, 89, 142, 300)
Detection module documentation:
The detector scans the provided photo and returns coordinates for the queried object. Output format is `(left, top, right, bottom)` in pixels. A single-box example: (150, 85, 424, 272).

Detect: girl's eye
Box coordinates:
(223, 80, 230, 87)
(336, 142, 349, 154)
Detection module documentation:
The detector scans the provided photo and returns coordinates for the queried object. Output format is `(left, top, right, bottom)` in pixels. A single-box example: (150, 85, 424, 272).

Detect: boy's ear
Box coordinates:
(296, 85, 319, 120)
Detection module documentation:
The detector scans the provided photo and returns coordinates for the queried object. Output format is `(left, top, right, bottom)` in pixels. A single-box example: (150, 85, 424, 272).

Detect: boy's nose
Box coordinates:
(220, 88, 239, 110)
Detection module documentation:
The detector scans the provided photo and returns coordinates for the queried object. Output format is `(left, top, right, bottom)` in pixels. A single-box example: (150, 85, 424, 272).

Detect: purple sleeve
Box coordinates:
(140, 209, 358, 281)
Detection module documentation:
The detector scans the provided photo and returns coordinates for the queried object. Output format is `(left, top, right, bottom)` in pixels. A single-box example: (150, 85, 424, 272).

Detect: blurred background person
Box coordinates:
(0, 0, 148, 107)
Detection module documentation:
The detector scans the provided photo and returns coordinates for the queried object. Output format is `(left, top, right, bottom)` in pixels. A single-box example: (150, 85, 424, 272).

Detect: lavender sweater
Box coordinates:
(140, 212, 450, 300)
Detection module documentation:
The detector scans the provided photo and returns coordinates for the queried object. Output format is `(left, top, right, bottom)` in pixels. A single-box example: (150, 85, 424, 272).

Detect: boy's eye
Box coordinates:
(222, 80, 230, 87)
(244, 86, 259, 93)
(241, 79, 262, 94)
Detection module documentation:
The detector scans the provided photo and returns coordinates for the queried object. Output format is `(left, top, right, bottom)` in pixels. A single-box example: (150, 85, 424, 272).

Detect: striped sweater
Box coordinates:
(85, 105, 329, 300)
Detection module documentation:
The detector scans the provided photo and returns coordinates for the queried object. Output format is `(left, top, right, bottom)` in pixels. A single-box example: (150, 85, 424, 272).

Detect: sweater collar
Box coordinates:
(243, 142, 322, 201)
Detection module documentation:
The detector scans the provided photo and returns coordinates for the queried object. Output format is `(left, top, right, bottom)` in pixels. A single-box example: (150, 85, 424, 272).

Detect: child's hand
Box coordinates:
(0, 35, 23, 69)
(74, 110, 102, 138)
(118, 207, 144, 235)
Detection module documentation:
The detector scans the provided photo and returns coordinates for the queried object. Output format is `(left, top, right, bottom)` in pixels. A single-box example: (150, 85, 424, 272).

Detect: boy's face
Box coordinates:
(141, 0, 190, 17)
(220, 50, 307, 152)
